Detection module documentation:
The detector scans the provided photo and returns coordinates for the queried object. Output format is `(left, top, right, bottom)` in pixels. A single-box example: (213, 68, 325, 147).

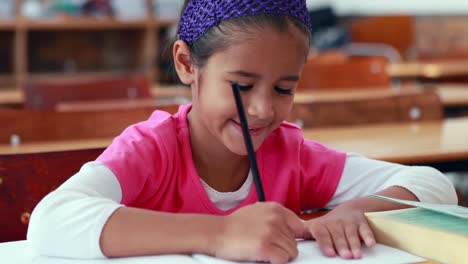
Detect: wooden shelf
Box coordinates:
(0, 19, 16, 30)
(2, 0, 180, 91)
(28, 71, 147, 81)
(152, 17, 179, 28)
(0, 74, 15, 87)
(24, 17, 151, 31)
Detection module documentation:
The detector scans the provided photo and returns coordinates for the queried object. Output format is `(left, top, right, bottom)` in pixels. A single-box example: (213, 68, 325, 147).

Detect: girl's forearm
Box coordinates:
(338, 186, 419, 213)
(100, 207, 224, 257)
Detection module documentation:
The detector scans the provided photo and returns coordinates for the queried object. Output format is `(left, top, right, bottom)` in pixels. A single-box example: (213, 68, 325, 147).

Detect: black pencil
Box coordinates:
(231, 83, 266, 202)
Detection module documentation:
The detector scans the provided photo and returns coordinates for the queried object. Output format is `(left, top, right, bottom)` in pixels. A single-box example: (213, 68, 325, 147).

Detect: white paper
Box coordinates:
(33, 255, 198, 264)
(193, 240, 425, 264)
(0, 241, 197, 264)
(370, 194, 468, 219)
(3, 240, 425, 264)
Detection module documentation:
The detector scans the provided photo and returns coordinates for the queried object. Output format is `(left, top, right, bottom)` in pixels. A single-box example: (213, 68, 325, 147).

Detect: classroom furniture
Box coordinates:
(294, 84, 468, 118)
(2, 83, 468, 116)
(349, 15, 415, 59)
(298, 54, 392, 90)
(0, 104, 178, 144)
(5, 116, 466, 166)
(430, 84, 468, 108)
(22, 74, 152, 110)
(427, 84, 468, 117)
(0, 0, 178, 91)
(290, 89, 443, 128)
(55, 85, 191, 112)
(388, 61, 468, 79)
(303, 116, 468, 167)
(0, 88, 23, 107)
(0, 147, 104, 242)
(151, 85, 191, 98)
(0, 84, 191, 106)
(55, 97, 188, 112)
(0, 138, 112, 155)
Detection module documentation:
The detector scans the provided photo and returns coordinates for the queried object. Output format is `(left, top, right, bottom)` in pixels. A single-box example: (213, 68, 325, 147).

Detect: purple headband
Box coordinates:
(178, 0, 312, 46)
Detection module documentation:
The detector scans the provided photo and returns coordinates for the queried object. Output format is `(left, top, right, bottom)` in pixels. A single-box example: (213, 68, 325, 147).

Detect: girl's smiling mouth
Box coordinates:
(230, 119, 267, 136)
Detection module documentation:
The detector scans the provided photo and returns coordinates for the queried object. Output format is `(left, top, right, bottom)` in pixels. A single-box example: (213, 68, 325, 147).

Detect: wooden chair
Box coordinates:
(0, 148, 104, 242)
(289, 89, 443, 128)
(298, 54, 392, 90)
(349, 15, 414, 59)
(22, 74, 152, 110)
(0, 104, 179, 144)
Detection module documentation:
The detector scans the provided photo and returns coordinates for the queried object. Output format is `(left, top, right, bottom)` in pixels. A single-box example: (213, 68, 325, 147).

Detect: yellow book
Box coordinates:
(365, 195, 468, 264)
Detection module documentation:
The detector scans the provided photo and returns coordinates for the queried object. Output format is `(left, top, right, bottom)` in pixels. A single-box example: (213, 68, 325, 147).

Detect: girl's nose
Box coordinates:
(247, 92, 274, 121)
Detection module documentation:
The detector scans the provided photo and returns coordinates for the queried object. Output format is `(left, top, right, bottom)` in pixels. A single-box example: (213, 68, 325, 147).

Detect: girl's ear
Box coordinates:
(173, 40, 195, 85)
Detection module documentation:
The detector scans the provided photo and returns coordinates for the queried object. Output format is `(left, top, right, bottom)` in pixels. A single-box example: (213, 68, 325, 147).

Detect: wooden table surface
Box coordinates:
(55, 97, 190, 112)
(0, 89, 23, 105)
(0, 138, 113, 155)
(388, 61, 468, 78)
(2, 116, 468, 165)
(434, 84, 468, 107)
(294, 84, 468, 106)
(303, 117, 468, 164)
(1, 84, 468, 110)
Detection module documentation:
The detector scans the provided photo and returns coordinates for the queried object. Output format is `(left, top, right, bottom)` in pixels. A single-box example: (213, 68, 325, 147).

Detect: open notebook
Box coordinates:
(29, 240, 424, 264)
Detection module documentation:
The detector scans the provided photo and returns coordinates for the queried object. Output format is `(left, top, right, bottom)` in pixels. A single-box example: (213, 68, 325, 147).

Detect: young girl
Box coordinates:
(28, 1, 457, 263)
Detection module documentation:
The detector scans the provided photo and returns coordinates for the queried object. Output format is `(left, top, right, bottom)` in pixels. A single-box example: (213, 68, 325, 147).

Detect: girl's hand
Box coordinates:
(214, 202, 308, 264)
(304, 205, 376, 259)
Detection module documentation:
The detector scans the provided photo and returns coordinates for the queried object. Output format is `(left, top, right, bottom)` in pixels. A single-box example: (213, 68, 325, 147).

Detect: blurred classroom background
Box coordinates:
(1, 0, 468, 241)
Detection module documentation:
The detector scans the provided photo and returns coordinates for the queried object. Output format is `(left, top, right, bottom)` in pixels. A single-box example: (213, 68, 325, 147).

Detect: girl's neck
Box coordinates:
(187, 109, 250, 192)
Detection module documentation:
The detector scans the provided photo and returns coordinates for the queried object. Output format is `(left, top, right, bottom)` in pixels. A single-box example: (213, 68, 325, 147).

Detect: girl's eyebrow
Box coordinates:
(228, 70, 299, 81)
(228, 70, 260, 78)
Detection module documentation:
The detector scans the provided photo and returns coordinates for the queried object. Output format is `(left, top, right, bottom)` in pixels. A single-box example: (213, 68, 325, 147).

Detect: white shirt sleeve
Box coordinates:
(27, 161, 123, 259)
(325, 153, 458, 209)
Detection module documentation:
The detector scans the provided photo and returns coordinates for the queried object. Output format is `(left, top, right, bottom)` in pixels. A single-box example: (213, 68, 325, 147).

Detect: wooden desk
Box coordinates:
(294, 86, 420, 103)
(56, 97, 190, 112)
(2, 84, 468, 110)
(434, 84, 468, 107)
(0, 89, 23, 106)
(303, 117, 468, 165)
(388, 61, 468, 78)
(151, 85, 191, 98)
(0, 85, 191, 106)
(3, 116, 467, 162)
(295, 84, 468, 119)
(0, 138, 112, 155)
(0, 106, 176, 144)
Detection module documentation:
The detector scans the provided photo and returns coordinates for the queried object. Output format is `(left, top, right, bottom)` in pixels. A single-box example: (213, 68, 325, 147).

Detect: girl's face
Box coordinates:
(191, 25, 309, 156)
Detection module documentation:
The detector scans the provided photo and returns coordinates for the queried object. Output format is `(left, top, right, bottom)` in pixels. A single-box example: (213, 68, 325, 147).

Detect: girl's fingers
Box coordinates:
(309, 224, 336, 257)
(327, 223, 353, 259)
(270, 223, 299, 260)
(359, 222, 376, 247)
(344, 223, 362, 259)
(259, 243, 293, 264)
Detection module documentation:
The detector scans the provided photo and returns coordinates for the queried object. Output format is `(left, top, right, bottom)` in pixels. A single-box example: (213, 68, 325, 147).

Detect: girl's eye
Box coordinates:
(275, 86, 293, 95)
(233, 83, 253, 91)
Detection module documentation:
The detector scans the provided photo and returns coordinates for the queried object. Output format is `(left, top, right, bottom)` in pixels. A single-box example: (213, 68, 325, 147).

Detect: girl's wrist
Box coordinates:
(197, 215, 226, 256)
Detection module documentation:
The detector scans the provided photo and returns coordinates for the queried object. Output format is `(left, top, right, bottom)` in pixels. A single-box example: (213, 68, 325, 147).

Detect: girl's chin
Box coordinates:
(224, 137, 263, 156)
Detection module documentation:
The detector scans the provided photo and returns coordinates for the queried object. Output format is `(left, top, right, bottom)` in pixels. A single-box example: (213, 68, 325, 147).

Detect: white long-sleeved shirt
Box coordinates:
(27, 153, 457, 259)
